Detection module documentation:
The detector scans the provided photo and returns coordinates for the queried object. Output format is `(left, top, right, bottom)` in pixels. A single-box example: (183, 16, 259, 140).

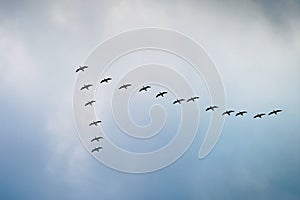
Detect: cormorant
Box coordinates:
(119, 83, 132, 90)
(205, 106, 218, 111)
(80, 84, 93, 90)
(156, 91, 168, 98)
(89, 120, 102, 126)
(139, 85, 151, 92)
(75, 65, 88, 73)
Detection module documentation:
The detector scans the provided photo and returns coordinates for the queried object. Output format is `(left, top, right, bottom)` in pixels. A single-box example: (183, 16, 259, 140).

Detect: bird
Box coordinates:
(91, 136, 103, 142)
(89, 120, 102, 126)
(119, 83, 132, 90)
(173, 99, 185, 104)
(253, 113, 266, 119)
(187, 96, 199, 102)
(80, 84, 93, 90)
(75, 65, 88, 73)
(156, 91, 168, 98)
(205, 105, 218, 111)
(236, 111, 247, 116)
(222, 110, 235, 116)
(268, 109, 282, 115)
(139, 85, 151, 92)
(85, 100, 96, 107)
(91, 147, 103, 153)
(100, 77, 112, 84)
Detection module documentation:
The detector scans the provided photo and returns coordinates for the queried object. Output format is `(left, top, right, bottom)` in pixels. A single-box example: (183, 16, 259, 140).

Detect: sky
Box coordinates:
(0, 0, 300, 199)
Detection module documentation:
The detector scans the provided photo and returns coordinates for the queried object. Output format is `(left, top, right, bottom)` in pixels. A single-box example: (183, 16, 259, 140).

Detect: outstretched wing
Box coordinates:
(205, 107, 212, 111)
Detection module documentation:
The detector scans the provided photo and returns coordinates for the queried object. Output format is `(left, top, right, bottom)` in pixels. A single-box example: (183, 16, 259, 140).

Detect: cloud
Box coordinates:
(0, 0, 299, 199)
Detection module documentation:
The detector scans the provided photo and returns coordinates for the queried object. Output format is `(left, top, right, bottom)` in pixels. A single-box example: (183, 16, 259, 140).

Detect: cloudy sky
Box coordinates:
(0, 0, 300, 199)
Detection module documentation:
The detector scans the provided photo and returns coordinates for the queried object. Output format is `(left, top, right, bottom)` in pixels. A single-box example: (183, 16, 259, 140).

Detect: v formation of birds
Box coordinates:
(76, 65, 283, 153)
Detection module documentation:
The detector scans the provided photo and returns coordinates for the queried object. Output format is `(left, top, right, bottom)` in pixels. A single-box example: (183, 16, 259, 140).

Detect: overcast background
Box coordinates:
(0, 0, 300, 199)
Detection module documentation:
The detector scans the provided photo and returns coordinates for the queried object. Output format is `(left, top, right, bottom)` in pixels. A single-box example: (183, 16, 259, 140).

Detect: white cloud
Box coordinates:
(0, 0, 299, 199)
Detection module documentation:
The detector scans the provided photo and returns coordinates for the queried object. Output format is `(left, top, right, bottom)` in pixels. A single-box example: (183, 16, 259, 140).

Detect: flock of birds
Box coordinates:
(76, 65, 283, 153)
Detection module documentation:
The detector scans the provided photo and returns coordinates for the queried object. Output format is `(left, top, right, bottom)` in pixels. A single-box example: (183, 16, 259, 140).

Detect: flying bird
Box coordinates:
(91, 136, 103, 142)
(205, 105, 218, 111)
(85, 100, 96, 107)
(173, 99, 185, 104)
(187, 96, 199, 102)
(268, 109, 282, 115)
(253, 113, 266, 119)
(89, 120, 102, 126)
(236, 111, 247, 116)
(139, 85, 151, 92)
(91, 147, 103, 153)
(100, 77, 112, 84)
(75, 65, 88, 73)
(119, 83, 132, 90)
(80, 84, 93, 90)
(156, 91, 168, 98)
(222, 110, 235, 116)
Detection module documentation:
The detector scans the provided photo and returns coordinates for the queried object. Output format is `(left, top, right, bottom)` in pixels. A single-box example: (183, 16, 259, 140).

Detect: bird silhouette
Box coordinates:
(236, 111, 247, 116)
(205, 105, 218, 111)
(91, 136, 103, 142)
(156, 91, 168, 98)
(91, 147, 103, 153)
(253, 113, 265, 119)
(100, 77, 112, 84)
(187, 96, 199, 102)
(85, 100, 96, 106)
(222, 110, 235, 116)
(80, 84, 93, 90)
(139, 85, 151, 92)
(268, 109, 282, 115)
(119, 83, 132, 90)
(75, 65, 88, 73)
(173, 99, 185, 104)
(89, 120, 102, 126)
